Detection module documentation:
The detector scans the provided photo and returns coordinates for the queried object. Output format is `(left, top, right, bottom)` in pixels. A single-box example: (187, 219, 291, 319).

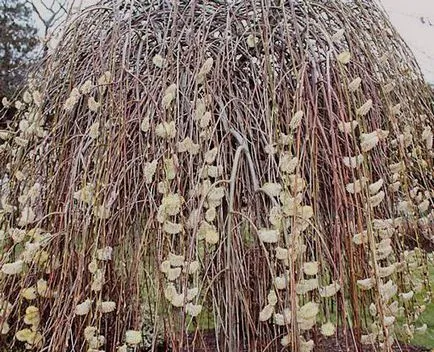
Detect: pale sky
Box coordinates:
(380, 0, 434, 83)
(32, 0, 434, 83)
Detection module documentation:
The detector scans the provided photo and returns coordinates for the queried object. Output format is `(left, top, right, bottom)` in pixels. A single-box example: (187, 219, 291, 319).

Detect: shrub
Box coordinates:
(0, 1, 433, 351)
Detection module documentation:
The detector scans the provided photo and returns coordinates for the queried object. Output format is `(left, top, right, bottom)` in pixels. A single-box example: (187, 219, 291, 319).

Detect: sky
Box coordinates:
(379, 0, 434, 83)
(31, 0, 434, 83)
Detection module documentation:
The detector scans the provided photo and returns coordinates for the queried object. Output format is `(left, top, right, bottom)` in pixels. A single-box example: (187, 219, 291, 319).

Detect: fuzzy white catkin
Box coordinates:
(125, 330, 142, 345)
(258, 229, 279, 243)
(99, 301, 116, 313)
(75, 299, 92, 316)
(1, 260, 24, 275)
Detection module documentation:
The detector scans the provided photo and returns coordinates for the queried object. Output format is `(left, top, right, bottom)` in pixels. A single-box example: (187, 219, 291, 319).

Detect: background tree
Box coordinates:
(26, 0, 67, 40)
(0, 0, 38, 100)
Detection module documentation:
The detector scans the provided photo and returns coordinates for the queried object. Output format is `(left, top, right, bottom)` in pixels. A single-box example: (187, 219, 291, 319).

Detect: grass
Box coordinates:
(411, 261, 434, 349)
(412, 305, 434, 349)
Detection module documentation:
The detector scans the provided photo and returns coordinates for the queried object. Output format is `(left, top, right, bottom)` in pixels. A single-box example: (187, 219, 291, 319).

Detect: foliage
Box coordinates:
(0, 0, 38, 100)
(0, 0, 433, 351)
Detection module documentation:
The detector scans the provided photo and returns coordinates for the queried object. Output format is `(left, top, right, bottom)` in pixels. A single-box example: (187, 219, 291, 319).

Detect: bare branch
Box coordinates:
(26, 0, 68, 37)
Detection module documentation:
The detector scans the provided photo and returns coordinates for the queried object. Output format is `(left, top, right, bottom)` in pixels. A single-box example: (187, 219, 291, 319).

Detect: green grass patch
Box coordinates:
(410, 261, 434, 349)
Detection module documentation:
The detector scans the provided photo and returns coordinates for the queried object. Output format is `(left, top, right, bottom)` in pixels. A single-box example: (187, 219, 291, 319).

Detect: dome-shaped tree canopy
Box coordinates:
(0, 0, 433, 351)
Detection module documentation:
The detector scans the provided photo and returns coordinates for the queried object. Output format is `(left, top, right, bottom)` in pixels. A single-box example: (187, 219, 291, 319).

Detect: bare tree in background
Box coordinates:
(26, 0, 68, 38)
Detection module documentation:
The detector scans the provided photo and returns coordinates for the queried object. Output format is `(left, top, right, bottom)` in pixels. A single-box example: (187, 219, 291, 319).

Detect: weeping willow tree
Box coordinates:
(0, 0, 433, 351)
